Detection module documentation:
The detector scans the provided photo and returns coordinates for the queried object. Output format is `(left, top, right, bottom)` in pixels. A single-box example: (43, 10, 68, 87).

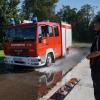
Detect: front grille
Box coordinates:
(14, 61, 25, 64)
(10, 48, 28, 57)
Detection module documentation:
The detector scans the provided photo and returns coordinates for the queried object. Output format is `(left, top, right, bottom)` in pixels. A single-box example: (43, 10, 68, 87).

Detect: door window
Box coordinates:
(48, 26, 53, 37)
(38, 25, 48, 37)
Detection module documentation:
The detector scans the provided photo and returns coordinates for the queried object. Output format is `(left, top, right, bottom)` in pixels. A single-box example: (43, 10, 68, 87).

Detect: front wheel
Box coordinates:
(46, 54, 53, 67)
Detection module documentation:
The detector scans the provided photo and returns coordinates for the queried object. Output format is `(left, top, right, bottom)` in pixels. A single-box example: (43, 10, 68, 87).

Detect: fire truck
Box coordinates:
(4, 20, 72, 67)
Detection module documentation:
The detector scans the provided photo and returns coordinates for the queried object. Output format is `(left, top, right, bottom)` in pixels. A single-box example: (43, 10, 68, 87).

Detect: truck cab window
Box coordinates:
(54, 26, 59, 36)
(38, 26, 42, 37)
(41, 25, 48, 37)
(38, 25, 48, 38)
(48, 26, 53, 37)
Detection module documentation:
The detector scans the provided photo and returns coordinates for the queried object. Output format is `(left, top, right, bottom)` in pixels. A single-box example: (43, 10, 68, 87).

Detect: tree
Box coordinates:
(76, 4, 95, 42)
(57, 4, 96, 42)
(22, 0, 58, 20)
(57, 5, 77, 23)
(0, 0, 20, 43)
(57, 5, 78, 41)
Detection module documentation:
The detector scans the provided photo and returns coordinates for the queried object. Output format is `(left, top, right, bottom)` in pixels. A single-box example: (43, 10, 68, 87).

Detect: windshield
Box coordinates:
(5, 26, 36, 41)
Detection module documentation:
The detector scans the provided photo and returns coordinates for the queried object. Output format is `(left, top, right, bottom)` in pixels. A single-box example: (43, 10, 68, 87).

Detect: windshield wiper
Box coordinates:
(12, 37, 35, 42)
(12, 37, 24, 42)
(23, 37, 35, 40)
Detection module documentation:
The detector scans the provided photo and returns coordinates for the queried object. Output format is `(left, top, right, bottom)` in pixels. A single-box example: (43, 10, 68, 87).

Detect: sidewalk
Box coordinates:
(41, 59, 95, 100)
(64, 59, 95, 100)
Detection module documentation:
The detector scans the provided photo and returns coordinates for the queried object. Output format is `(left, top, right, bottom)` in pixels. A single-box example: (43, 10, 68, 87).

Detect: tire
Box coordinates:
(46, 54, 53, 67)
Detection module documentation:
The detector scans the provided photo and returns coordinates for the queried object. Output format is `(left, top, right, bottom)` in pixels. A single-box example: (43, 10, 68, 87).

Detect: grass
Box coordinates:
(0, 50, 5, 74)
(0, 50, 4, 60)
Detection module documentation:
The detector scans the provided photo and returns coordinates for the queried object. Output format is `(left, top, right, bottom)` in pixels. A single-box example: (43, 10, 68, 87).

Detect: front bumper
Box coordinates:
(4, 56, 45, 67)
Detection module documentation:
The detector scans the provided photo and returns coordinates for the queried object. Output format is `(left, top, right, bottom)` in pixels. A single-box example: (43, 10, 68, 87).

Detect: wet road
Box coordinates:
(36, 47, 89, 74)
(0, 47, 89, 100)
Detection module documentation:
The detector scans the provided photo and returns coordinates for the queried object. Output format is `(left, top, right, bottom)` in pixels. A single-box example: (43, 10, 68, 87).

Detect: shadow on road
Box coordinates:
(0, 63, 35, 74)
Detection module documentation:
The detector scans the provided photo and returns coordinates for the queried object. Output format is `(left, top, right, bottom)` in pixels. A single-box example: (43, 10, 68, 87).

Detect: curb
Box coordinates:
(39, 58, 86, 100)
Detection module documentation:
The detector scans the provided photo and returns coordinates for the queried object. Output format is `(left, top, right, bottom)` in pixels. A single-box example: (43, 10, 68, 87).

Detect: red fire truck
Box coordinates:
(4, 20, 72, 67)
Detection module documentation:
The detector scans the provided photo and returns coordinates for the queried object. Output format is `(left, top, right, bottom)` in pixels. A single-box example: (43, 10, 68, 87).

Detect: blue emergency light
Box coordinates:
(32, 15, 38, 22)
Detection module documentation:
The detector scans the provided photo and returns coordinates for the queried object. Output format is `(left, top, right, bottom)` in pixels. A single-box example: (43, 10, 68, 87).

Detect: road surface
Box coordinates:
(0, 47, 89, 100)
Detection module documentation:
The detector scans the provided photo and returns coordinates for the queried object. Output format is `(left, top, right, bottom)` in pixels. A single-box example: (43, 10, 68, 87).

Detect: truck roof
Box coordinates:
(61, 22, 72, 29)
(8, 21, 72, 29)
(8, 21, 60, 28)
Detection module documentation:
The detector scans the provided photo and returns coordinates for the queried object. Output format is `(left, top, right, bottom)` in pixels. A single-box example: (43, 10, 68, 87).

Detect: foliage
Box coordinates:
(57, 4, 97, 42)
(57, 5, 77, 23)
(0, 50, 4, 60)
(22, 0, 58, 20)
(0, 0, 20, 43)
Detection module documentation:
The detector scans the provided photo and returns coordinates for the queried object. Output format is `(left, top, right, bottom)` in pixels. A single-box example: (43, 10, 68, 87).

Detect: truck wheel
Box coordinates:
(46, 54, 53, 67)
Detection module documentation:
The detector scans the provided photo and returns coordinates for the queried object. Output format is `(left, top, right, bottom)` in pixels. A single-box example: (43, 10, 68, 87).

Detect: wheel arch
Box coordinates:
(45, 48, 55, 63)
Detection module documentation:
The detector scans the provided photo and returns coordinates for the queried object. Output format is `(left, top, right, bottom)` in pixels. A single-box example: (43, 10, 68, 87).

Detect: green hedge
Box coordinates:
(0, 50, 4, 60)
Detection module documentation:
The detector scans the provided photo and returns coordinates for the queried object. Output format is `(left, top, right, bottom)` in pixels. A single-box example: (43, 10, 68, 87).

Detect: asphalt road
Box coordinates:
(0, 47, 89, 100)
(36, 47, 89, 74)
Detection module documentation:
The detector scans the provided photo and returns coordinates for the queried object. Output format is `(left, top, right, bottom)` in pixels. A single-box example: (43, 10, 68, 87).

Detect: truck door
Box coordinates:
(47, 26, 55, 50)
(37, 25, 49, 56)
(54, 25, 62, 58)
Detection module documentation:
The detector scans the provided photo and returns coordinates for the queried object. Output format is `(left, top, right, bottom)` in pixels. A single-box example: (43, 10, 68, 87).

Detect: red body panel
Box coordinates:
(4, 21, 62, 59)
(4, 41, 37, 56)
